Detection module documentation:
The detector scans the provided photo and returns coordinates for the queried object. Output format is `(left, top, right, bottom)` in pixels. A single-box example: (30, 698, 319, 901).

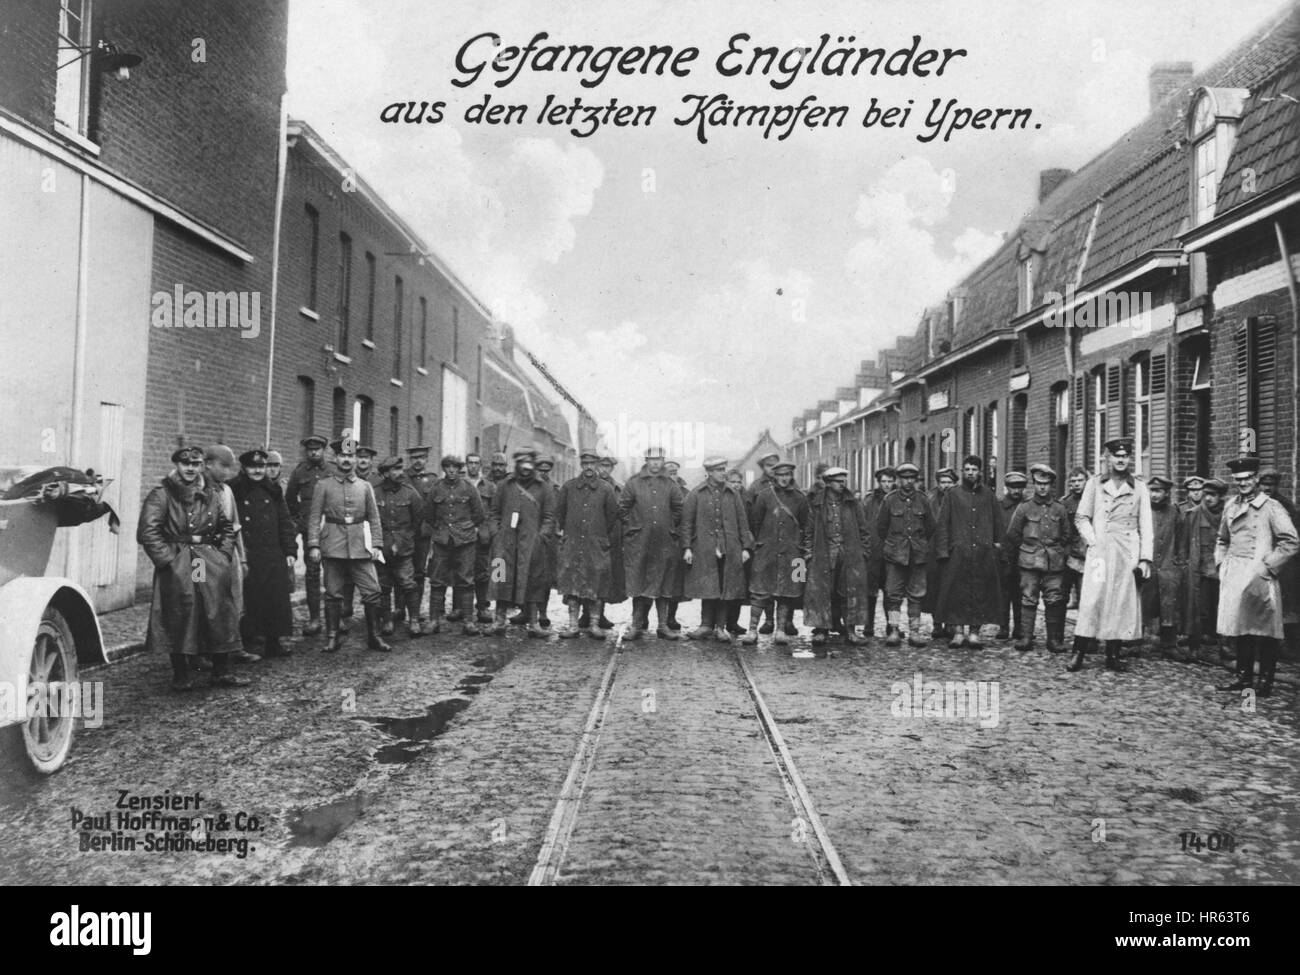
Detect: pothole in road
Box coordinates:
(288, 792, 364, 847)
(455, 674, 494, 696)
(1165, 787, 1205, 803)
(359, 699, 472, 765)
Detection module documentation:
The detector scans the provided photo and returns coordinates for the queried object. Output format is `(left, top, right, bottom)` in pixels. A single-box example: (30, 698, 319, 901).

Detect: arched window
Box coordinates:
(1191, 92, 1217, 226)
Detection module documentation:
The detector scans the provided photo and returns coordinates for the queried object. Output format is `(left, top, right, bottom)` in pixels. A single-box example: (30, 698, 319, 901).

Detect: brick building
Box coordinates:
(789, 4, 1299, 501)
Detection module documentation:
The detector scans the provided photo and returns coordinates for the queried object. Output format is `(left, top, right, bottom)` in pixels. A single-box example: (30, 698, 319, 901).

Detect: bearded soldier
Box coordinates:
(138, 446, 245, 690)
(488, 451, 556, 637)
(1142, 475, 1184, 652)
(683, 457, 754, 643)
(933, 456, 1003, 649)
(1179, 477, 1227, 657)
(306, 432, 389, 653)
(877, 462, 934, 647)
(373, 455, 424, 638)
(556, 450, 621, 639)
(285, 435, 331, 635)
(1067, 437, 1153, 673)
(1216, 457, 1298, 697)
(997, 471, 1029, 641)
(619, 447, 685, 640)
(1003, 464, 1072, 653)
(743, 461, 808, 646)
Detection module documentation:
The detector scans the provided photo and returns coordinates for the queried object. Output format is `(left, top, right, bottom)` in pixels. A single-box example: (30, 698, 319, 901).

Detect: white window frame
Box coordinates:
(1133, 358, 1150, 475)
(1092, 369, 1107, 470)
(56, 0, 93, 138)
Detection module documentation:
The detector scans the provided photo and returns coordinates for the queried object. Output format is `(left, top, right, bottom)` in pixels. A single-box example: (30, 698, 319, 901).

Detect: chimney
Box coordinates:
(1038, 168, 1073, 203)
(1149, 61, 1194, 112)
(499, 322, 515, 358)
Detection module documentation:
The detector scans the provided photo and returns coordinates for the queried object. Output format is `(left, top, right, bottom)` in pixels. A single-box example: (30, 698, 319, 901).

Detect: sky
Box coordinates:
(286, 0, 1289, 459)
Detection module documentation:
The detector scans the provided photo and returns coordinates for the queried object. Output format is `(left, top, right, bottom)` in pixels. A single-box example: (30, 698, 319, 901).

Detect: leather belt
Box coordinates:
(167, 535, 209, 544)
(325, 516, 357, 525)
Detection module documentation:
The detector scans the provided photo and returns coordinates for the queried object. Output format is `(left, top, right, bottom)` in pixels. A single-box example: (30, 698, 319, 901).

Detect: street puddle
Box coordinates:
(455, 674, 494, 696)
(288, 792, 364, 847)
(359, 699, 472, 765)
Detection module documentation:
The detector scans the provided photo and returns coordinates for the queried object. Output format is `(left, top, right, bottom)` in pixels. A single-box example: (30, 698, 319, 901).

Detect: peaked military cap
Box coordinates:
(579, 450, 602, 462)
(355, 445, 378, 458)
(824, 467, 849, 479)
(535, 454, 555, 468)
(1181, 475, 1206, 490)
(644, 446, 666, 460)
(512, 449, 537, 462)
(1258, 468, 1280, 484)
(239, 448, 269, 466)
(171, 445, 205, 463)
(300, 435, 327, 449)
(1146, 474, 1174, 489)
(490, 451, 508, 463)
(773, 462, 796, 473)
(1003, 471, 1029, 487)
(895, 462, 920, 477)
(1029, 463, 1057, 481)
(1227, 456, 1261, 474)
(266, 450, 283, 465)
(702, 456, 728, 471)
(441, 454, 465, 469)
(936, 467, 958, 481)
(599, 455, 616, 465)
(1201, 477, 1228, 493)
(406, 444, 432, 455)
(758, 450, 781, 465)
(1104, 436, 1135, 455)
(378, 455, 404, 473)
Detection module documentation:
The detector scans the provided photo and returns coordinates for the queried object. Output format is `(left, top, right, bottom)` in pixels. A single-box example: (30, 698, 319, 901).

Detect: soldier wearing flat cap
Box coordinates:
(531, 453, 560, 628)
(802, 466, 872, 650)
(487, 450, 556, 636)
(137, 446, 244, 690)
(1178, 476, 1228, 657)
(1179, 475, 1206, 514)
(876, 462, 934, 646)
(682, 457, 753, 643)
(744, 461, 808, 647)
(619, 446, 685, 639)
(340, 444, 380, 630)
(740, 450, 783, 636)
(307, 431, 389, 653)
(924, 467, 959, 640)
(374, 455, 424, 638)
(933, 455, 1004, 649)
(1141, 475, 1184, 651)
(400, 444, 437, 630)
(555, 450, 622, 639)
(662, 460, 691, 632)
(588, 455, 625, 629)
(230, 448, 296, 658)
(1060, 467, 1091, 609)
(998, 471, 1029, 642)
(1068, 437, 1153, 673)
(424, 454, 486, 635)
(1214, 457, 1298, 696)
(285, 435, 331, 635)
(861, 466, 897, 637)
(464, 452, 498, 625)
(1003, 464, 1072, 652)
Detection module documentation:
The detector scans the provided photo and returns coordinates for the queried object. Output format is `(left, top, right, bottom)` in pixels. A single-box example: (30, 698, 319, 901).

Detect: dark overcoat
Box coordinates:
(683, 481, 754, 599)
(556, 475, 620, 600)
(138, 473, 241, 656)
(619, 469, 684, 598)
(488, 475, 555, 604)
(603, 476, 627, 603)
(801, 488, 871, 628)
(1179, 500, 1221, 639)
(230, 473, 295, 638)
(748, 482, 809, 599)
(1141, 501, 1184, 627)
(933, 482, 1004, 625)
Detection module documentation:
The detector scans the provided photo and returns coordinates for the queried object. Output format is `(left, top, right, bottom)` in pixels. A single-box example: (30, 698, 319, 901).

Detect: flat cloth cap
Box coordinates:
(1004, 471, 1029, 487)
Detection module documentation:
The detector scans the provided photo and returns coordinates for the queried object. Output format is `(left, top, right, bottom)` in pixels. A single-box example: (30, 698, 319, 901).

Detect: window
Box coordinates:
(1017, 256, 1035, 315)
(337, 233, 352, 355)
(963, 407, 977, 458)
(1237, 317, 1278, 464)
(332, 387, 348, 437)
(56, 0, 94, 136)
(442, 368, 468, 458)
(364, 252, 376, 342)
(1191, 93, 1217, 226)
(1012, 334, 1026, 370)
(355, 396, 374, 446)
(393, 276, 404, 377)
(298, 376, 316, 440)
(419, 297, 428, 369)
(452, 305, 460, 363)
(984, 401, 999, 473)
(1131, 355, 1151, 474)
(415, 415, 424, 446)
(1052, 383, 1070, 481)
(1011, 394, 1028, 473)
(389, 407, 399, 456)
(905, 437, 916, 463)
(1092, 367, 1108, 470)
(304, 205, 320, 311)
(948, 295, 964, 331)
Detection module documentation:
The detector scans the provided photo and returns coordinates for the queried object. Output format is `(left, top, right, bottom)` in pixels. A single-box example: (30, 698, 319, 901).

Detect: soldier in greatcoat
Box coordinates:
(138, 446, 245, 690)
(205, 444, 256, 662)
(533, 453, 560, 628)
(583, 454, 624, 630)
(340, 444, 381, 630)
(400, 444, 437, 630)
(1068, 437, 1153, 673)
(924, 467, 958, 640)
(1179, 475, 1206, 514)
(877, 462, 934, 647)
(464, 452, 497, 624)
(1259, 468, 1299, 653)
(1216, 457, 1298, 697)
(373, 456, 424, 638)
(306, 433, 389, 653)
(1179, 477, 1227, 656)
(742, 450, 782, 635)
(619, 446, 685, 640)
(998, 471, 1029, 640)
(1003, 464, 1072, 652)
(683, 457, 754, 643)
(802, 466, 871, 649)
(663, 459, 691, 631)
(425, 454, 486, 635)
(229, 449, 296, 658)
(285, 435, 331, 635)
(555, 450, 621, 639)
(1141, 475, 1185, 651)
(744, 461, 808, 646)
(861, 466, 896, 638)
(1060, 467, 1089, 609)
(933, 455, 1004, 649)
(488, 451, 556, 637)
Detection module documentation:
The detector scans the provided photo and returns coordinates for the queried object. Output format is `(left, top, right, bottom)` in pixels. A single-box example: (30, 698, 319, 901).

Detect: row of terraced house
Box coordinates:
(0, 0, 597, 610)
(788, 5, 1300, 502)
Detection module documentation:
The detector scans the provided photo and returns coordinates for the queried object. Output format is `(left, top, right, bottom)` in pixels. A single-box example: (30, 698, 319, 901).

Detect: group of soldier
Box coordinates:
(137, 429, 1297, 697)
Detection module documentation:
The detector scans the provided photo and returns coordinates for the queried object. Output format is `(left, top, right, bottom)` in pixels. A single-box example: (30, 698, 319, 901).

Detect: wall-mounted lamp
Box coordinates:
(60, 39, 143, 81)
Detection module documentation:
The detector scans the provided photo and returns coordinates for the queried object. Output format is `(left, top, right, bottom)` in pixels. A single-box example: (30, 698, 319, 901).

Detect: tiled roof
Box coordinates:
(1032, 204, 1098, 304)
(1218, 59, 1300, 211)
(1083, 146, 1187, 279)
(954, 239, 1019, 347)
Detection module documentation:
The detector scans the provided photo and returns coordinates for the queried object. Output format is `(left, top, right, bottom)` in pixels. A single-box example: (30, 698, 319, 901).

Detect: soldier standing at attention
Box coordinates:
(401, 444, 438, 632)
(933, 456, 1003, 649)
(997, 471, 1029, 641)
(663, 459, 691, 632)
(1216, 457, 1298, 697)
(374, 456, 424, 638)
(590, 454, 625, 630)
(801, 466, 871, 649)
(743, 450, 782, 635)
(619, 447, 685, 640)
(1179, 477, 1227, 658)
(744, 461, 808, 646)
(1060, 467, 1089, 610)
(1142, 475, 1184, 652)
(265, 450, 286, 492)
(924, 467, 958, 641)
(229, 448, 296, 658)
(426, 455, 486, 636)
(1068, 437, 1153, 673)
(877, 462, 934, 647)
(464, 452, 498, 625)
(861, 466, 896, 638)
(285, 435, 332, 636)
(1003, 464, 1071, 652)
(1179, 475, 1206, 514)
(340, 444, 380, 631)
(555, 450, 621, 639)
(488, 451, 556, 637)
(533, 453, 560, 629)
(306, 433, 389, 653)
(683, 457, 754, 643)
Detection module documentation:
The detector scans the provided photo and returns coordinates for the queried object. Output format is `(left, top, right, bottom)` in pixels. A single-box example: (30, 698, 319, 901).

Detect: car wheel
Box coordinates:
(20, 606, 80, 775)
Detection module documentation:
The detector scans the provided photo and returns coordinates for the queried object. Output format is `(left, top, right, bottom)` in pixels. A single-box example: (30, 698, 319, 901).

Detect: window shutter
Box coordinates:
(1149, 345, 1169, 476)
(1254, 317, 1277, 465)
(1106, 359, 1122, 448)
(1236, 321, 1253, 454)
(1073, 372, 1086, 467)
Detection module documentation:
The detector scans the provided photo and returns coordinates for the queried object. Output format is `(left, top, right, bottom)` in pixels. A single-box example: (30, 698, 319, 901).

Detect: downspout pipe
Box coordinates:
(1274, 219, 1298, 494)
(264, 92, 289, 447)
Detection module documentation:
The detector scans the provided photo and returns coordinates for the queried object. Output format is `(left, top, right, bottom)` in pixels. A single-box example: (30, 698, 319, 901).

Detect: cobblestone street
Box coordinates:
(1, 598, 1298, 885)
